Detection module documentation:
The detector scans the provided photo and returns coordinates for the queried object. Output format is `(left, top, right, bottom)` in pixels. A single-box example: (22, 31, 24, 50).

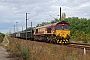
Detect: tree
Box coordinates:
(62, 13, 66, 20)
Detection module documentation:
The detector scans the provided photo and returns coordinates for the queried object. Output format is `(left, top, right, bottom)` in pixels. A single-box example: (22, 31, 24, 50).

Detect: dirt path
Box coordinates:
(0, 46, 13, 60)
(0, 35, 14, 60)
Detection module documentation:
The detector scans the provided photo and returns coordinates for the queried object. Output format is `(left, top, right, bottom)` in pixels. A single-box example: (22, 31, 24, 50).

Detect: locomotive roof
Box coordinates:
(35, 21, 69, 29)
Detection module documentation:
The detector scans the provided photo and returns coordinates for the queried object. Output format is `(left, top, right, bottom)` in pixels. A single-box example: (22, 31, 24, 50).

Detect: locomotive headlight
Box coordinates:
(66, 40, 68, 42)
(63, 40, 65, 41)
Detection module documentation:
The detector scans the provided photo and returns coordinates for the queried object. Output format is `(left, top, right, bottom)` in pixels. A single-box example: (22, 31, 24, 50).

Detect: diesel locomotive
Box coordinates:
(34, 21, 70, 44)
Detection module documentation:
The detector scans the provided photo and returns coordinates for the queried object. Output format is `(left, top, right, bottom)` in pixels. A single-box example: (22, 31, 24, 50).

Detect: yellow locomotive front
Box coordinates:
(55, 22, 70, 44)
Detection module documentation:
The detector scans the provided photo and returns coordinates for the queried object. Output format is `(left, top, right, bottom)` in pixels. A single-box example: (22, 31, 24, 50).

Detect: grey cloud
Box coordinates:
(0, 0, 90, 33)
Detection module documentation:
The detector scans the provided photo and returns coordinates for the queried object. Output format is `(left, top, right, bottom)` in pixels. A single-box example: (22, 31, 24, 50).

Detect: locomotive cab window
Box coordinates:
(57, 26, 62, 30)
(47, 28, 51, 33)
(64, 26, 69, 30)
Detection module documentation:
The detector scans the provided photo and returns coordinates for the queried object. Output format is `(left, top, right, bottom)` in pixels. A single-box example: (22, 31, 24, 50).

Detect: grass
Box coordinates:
(6, 36, 90, 60)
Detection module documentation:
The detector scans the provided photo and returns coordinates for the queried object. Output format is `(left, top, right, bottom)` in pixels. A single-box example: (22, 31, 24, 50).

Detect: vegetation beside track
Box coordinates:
(0, 32, 5, 43)
(71, 31, 90, 44)
(5, 36, 90, 60)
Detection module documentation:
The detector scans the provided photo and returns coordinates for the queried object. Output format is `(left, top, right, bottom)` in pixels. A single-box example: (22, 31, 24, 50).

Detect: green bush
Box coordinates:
(0, 34, 3, 43)
(82, 39, 88, 43)
(0, 32, 5, 38)
(21, 47, 29, 60)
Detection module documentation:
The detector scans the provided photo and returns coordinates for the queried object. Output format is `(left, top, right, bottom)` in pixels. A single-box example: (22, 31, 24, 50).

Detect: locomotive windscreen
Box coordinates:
(57, 26, 62, 30)
(63, 25, 70, 30)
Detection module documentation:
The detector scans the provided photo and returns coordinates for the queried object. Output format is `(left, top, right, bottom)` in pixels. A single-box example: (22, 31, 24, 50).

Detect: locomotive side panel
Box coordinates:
(34, 24, 56, 42)
(34, 23, 57, 35)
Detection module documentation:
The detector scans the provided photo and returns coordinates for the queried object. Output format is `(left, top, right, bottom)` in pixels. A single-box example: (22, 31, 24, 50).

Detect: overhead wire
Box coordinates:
(72, 0, 90, 7)
(66, 0, 90, 11)
(29, 0, 90, 20)
(62, 0, 90, 18)
(29, 0, 60, 19)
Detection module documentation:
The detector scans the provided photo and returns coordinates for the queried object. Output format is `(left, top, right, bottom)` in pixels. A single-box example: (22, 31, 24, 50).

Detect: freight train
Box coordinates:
(9, 21, 70, 44)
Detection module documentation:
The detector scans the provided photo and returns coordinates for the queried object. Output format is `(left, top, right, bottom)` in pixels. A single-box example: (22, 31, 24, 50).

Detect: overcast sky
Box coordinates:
(0, 0, 90, 34)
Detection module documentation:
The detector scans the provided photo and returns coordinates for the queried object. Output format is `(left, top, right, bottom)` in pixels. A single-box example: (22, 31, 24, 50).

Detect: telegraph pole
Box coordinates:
(9, 28, 11, 34)
(26, 13, 27, 40)
(26, 13, 30, 40)
(16, 22, 18, 32)
(31, 22, 32, 39)
(14, 25, 15, 33)
(60, 7, 61, 21)
(22, 26, 23, 32)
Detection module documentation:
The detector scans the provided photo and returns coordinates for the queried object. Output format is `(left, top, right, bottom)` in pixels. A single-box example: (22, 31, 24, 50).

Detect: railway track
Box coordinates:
(32, 39, 90, 50)
(67, 43, 90, 50)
